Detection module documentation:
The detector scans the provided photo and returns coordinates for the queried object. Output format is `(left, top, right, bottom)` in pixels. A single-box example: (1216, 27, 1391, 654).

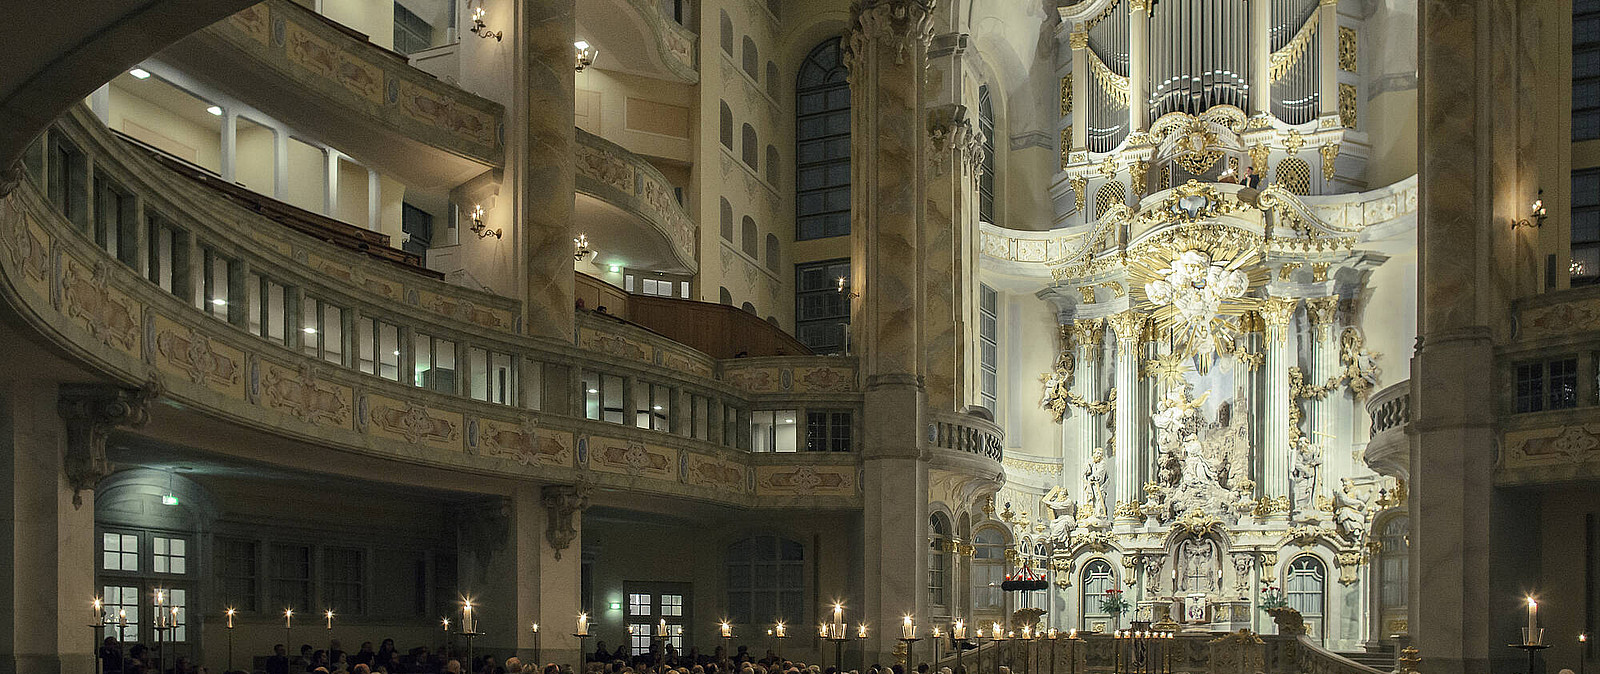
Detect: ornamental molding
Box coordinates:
(60, 381, 163, 508)
(844, 0, 937, 73)
(542, 483, 593, 559)
(928, 104, 985, 177)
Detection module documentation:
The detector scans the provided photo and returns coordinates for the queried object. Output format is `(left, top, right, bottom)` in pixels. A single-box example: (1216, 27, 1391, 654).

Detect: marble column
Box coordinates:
(1249, 0, 1271, 116)
(516, 0, 576, 341)
(1260, 298, 1297, 508)
(1127, 1, 1150, 132)
(1413, 2, 1514, 673)
(1108, 310, 1144, 521)
(1072, 319, 1106, 466)
(1, 382, 139, 673)
(846, 0, 936, 666)
(922, 29, 981, 413)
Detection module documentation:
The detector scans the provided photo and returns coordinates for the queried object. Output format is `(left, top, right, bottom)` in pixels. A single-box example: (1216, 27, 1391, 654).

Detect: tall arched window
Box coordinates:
(742, 36, 760, 79)
(929, 513, 952, 608)
(972, 526, 1008, 614)
(1080, 559, 1116, 630)
(795, 37, 851, 240)
(764, 233, 780, 271)
(765, 145, 780, 185)
(720, 102, 734, 149)
(978, 84, 996, 225)
(720, 198, 734, 241)
(725, 536, 804, 625)
(1285, 555, 1327, 642)
(719, 11, 733, 55)
(741, 216, 758, 256)
(1377, 516, 1409, 635)
(742, 123, 759, 168)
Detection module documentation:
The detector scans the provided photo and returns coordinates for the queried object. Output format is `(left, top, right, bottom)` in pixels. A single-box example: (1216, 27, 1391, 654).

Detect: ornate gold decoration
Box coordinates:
(1131, 160, 1150, 197)
(1069, 30, 1088, 51)
(1071, 175, 1089, 213)
(1261, 551, 1279, 567)
(1339, 83, 1357, 129)
(1149, 107, 1249, 175)
(892, 639, 909, 667)
(1071, 317, 1106, 347)
(1108, 310, 1147, 343)
(1173, 510, 1225, 536)
(1335, 550, 1364, 585)
(1095, 181, 1127, 219)
(1338, 26, 1357, 72)
(1088, 51, 1130, 105)
(1098, 281, 1126, 298)
(1266, 607, 1308, 635)
(1235, 350, 1264, 371)
(1319, 143, 1340, 181)
(1252, 495, 1290, 518)
(1073, 530, 1116, 552)
(1126, 211, 1269, 359)
(1287, 327, 1380, 445)
(1270, 10, 1320, 81)
(1128, 0, 1149, 13)
(1098, 155, 1120, 179)
(983, 496, 995, 515)
(1283, 130, 1306, 156)
(1248, 144, 1271, 174)
(1147, 351, 1192, 387)
(1061, 74, 1073, 117)
(1398, 647, 1421, 674)
(1061, 128, 1073, 170)
(1115, 500, 1142, 521)
(1079, 286, 1098, 304)
(1304, 295, 1340, 326)
(1277, 262, 1302, 280)
(1275, 157, 1312, 196)
(1286, 525, 1329, 547)
(1310, 262, 1332, 283)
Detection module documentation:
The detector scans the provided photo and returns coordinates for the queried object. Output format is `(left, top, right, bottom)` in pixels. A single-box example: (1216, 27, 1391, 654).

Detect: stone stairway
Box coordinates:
(1337, 647, 1396, 672)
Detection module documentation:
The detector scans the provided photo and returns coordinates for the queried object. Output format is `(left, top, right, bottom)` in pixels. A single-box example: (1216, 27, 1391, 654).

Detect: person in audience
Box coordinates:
(329, 640, 346, 667)
(99, 636, 123, 673)
(593, 641, 611, 664)
(506, 657, 523, 674)
(351, 643, 377, 668)
(265, 644, 291, 674)
(443, 659, 462, 674)
(376, 640, 398, 667)
(351, 666, 370, 674)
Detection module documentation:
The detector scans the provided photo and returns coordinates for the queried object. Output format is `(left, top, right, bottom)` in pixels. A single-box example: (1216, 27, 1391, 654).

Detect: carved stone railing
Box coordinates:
(575, 128, 698, 272)
(1362, 379, 1411, 481)
(166, 0, 505, 169)
(1367, 380, 1410, 439)
(0, 106, 871, 509)
(930, 410, 1004, 463)
(621, 0, 699, 82)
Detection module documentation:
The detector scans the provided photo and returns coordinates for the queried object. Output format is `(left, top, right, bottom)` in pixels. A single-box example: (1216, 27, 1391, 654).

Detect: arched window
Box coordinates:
(719, 287, 733, 305)
(1378, 515, 1409, 636)
(719, 11, 733, 55)
(765, 145, 779, 185)
(1080, 559, 1116, 630)
(742, 123, 759, 168)
(927, 513, 952, 608)
(725, 536, 804, 625)
(741, 216, 758, 256)
(720, 198, 734, 241)
(972, 526, 1009, 614)
(742, 36, 760, 79)
(720, 102, 734, 149)
(741, 301, 757, 314)
(1095, 181, 1126, 219)
(766, 62, 780, 99)
(1276, 157, 1312, 195)
(1285, 555, 1326, 642)
(765, 233, 780, 271)
(978, 84, 996, 224)
(795, 37, 851, 240)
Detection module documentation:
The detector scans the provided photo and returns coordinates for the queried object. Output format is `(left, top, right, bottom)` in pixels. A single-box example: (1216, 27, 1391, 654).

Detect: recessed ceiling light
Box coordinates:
(302, 327, 317, 334)
(206, 105, 223, 116)
(129, 68, 151, 80)
(588, 389, 599, 394)
(211, 298, 227, 306)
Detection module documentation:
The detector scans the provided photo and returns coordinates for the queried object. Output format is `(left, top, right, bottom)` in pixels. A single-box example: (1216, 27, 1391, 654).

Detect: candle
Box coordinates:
(976, 627, 985, 639)
(285, 608, 294, 629)
(1022, 626, 1032, 640)
(820, 623, 829, 638)
(775, 622, 786, 638)
(993, 622, 1002, 639)
(903, 616, 915, 640)
(326, 609, 334, 630)
(721, 621, 732, 638)
(1527, 598, 1539, 644)
(858, 624, 868, 639)
(659, 619, 668, 637)
(93, 598, 103, 624)
(531, 623, 539, 634)
(1048, 628, 1058, 639)
(953, 620, 966, 640)
(832, 603, 844, 630)
(226, 608, 236, 629)
(463, 600, 474, 633)
(443, 618, 451, 632)
(1068, 628, 1077, 639)
(118, 609, 127, 627)
(171, 607, 179, 628)
(577, 612, 589, 636)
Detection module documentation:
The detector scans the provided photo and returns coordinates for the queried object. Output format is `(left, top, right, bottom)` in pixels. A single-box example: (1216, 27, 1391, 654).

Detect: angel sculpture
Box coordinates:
(1143, 250, 1251, 355)
(1042, 486, 1078, 546)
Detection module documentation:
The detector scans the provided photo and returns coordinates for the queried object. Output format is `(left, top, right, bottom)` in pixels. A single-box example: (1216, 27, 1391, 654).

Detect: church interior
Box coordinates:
(0, 1, 1593, 674)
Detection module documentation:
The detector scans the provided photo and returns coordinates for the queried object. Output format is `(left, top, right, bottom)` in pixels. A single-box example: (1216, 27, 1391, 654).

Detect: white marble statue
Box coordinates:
(1142, 249, 1252, 355)
(1290, 438, 1323, 518)
(1042, 486, 1078, 546)
(1231, 553, 1253, 596)
(1333, 478, 1368, 543)
(1082, 447, 1109, 528)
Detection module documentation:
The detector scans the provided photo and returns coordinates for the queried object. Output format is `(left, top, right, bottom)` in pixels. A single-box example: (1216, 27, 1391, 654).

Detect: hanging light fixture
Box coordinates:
(161, 471, 180, 507)
(469, 204, 502, 239)
(574, 41, 599, 72)
(470, 6, 502, 41)
(574, 234, 594, 261)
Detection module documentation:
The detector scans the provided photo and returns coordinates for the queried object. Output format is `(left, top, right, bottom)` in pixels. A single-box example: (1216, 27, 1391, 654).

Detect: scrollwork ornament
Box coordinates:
(1319, 143, 1340, 180)
(1071, 175, 1089, 214)
(59, 380, 164, 508)
(541, 483, 593, 559)
(844, 0, 937, 74)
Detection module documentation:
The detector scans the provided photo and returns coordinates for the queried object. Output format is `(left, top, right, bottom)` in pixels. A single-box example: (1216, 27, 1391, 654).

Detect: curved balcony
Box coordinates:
(1, 106, 856, 509)
(929, 409, 1005, 475)
(578, 0, 698, 83)
(1363, 380, 1411, 481)
(159, 0, 504, 190)
(575, 128, 698, 274)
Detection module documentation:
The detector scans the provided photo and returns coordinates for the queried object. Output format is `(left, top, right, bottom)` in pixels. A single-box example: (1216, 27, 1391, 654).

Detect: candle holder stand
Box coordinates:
(87, 616, 106, 674)
(153, 624, 171, 674)
(226, 624, 235, 672)
(462, 629, 483, 670)
(1066, 634, 1082, 674)
(1047, 636, 1057, 674)
(531, 628, 542, 666)
(774, 634, 786, 662)
(1510, 643, 1550, 674)
(826, 633, 850, 673)
(993, 633, 1009, 674)
(899, 637, 921, 670)
(575, 633, 591, 669)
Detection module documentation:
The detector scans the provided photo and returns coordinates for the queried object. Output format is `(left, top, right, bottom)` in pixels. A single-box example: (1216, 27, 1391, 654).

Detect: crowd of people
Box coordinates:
(94, 635, 973, 674)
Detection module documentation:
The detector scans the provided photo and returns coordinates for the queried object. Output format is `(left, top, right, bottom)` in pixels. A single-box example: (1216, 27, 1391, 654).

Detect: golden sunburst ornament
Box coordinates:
(1129, 234, 1269, 362)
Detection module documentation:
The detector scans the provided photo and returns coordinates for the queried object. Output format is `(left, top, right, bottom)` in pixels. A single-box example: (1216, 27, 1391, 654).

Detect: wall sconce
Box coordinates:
(470, 7, 502, 41)
(574, 41, 599, 72)
(469, 204, 502, 239)
(1513, 189, 1548, 230)
(836, 276, 859, 299)
(574, 234, 594, 261)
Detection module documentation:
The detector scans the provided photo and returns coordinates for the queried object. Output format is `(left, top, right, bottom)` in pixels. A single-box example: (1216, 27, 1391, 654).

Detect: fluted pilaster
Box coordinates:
(1260, 297, 1297, 507)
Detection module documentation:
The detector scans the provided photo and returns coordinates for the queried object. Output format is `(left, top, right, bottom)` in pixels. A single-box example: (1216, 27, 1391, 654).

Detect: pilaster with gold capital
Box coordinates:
(1305, 296, 1340, 339)
(1108, 310, 1147, 350)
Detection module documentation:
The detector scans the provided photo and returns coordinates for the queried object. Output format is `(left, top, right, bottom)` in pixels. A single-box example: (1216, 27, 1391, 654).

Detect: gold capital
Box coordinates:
(1260, 297, 1299, 329)
(1305, 296, 1340, 327)
(1071, 317, 1106, 348)
(1069, 30, 1088, 50)
(1108, 310, 1146, 342)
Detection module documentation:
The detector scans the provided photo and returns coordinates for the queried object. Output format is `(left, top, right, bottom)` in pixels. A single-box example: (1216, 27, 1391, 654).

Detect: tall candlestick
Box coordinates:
(285, 608, 294, 629)
(722, 621, 733, 638)
(903, 616, 916, 640)
(93, 598, 103, 624)
(325, 609, 334, 630)
(1527, 598, 1539, 644)
(577, 612, 589, 636)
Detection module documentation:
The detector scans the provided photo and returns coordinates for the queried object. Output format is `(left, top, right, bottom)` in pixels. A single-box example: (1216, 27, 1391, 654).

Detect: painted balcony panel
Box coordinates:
(575, 128, 698, 274)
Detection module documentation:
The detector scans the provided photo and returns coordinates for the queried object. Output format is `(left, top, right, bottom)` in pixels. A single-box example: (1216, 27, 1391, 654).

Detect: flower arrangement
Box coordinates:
(1259, 578, 1288, 612)
(1099, 588, 1132, 616)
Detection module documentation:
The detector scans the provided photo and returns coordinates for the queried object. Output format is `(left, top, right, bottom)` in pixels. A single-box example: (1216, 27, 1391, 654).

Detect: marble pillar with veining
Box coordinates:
(1306, 296, 1342, 479)
(517, 0, 576, 342)
(921, 30, 981, 412)
(1261, 297, 1297, 506)
(1109, 310, 1144, 519)
(1073, 319, 1106, 469)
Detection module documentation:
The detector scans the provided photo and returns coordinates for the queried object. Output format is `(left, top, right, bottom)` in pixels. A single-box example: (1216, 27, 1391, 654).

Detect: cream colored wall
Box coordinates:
(378, 174, 407, 243)
(1352, 237, 1418, 439)
(576, 68, 695, 164)
(107, 83, 222, 174)
(322, 0, 396, 49)
(285, 137, 326, 213)
(336, 157, 371, 227)
(235, 123, 277, 194)
(995, 285, 1066, 459)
